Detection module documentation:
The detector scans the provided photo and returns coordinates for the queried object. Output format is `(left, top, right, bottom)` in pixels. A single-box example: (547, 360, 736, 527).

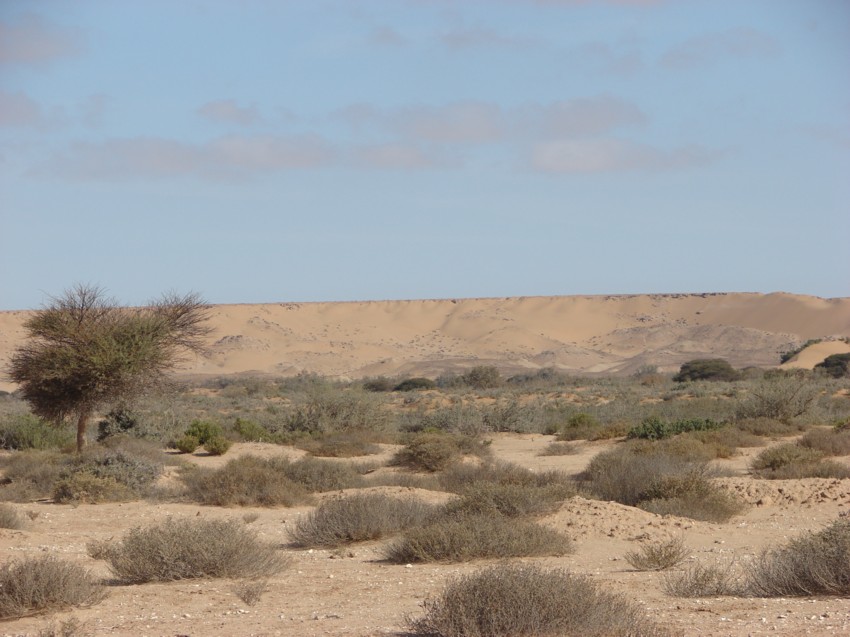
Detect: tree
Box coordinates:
(673, 358, 741, 382)
(815, 353, 850, 379)
(7, 285, 210, 452)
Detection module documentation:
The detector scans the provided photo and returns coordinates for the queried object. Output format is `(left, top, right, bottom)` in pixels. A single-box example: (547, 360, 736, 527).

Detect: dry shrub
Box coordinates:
(0, 556, 105, 619)
(296, 430, 382, 457)
(734, 417, 802, 438)
(289, 493, 438, 548)
(625, 536, 689, 571)
(53, 473, 134, 504)
(0, 451, 65, 502)
(281, 456, 366, 491)
(182, 456, 313, 507)
(438, 461, 573, 494)
(749, 443, 850, 479)
(383, 514, 572, 563)
(538, 441, 578, 456)
(444, 482, 573, 518)
(231, 579, 268, 606)
(745, 519, 850, 596)
(0, 503, 25, 529)
(798, 426, 850, 456)
(36, 617, 86, 637)
(364, 472, 441, 490)
(88, 517, 287, 583)
(638, 469, 746, 523)
(662, 561, 741, 597)
(392, 432, 491, 472)
(409, 563, 672, 637)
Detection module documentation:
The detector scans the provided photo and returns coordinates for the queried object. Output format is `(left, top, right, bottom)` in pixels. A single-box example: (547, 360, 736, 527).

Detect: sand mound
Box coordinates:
(781, 339, 850, 370)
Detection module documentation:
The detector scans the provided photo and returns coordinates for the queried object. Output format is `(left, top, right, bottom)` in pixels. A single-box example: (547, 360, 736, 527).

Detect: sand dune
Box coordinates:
(1, 292, 848, 390)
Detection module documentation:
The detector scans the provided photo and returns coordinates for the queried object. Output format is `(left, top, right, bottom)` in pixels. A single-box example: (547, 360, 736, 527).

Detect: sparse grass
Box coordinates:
(538, 441, 578, 456)
(0, 450, 66, 502)
(734, 417, 803, 438)
(0, 503, 25, 529)
(0, 556, 105, 619)
(749, 443, 850, 479)
(392, 432, 491, 472)
(625, 536, 689, 571)
(87, 517, 287, 583)
(289, 492, 438, 548)
(798, 426, 850, 456)
(408, 562, 672, 637)
(383, 514, 572, 563)
(745, 519, 850, 596)
(662, 561, 742, 597)
(0, 414, 74, 450)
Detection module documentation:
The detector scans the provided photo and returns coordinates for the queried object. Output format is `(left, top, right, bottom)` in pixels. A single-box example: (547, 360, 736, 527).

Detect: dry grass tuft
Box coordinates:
(231, 579, 269, 606)
(409, 562, 673, 637)
(87, 517, 287, 583)
(625, 536, 689, 571)
(749, 443, 850, 479)
(0, 556, 105, 619)
(0, 503, 26, 529)
(662, 561, 742, 597)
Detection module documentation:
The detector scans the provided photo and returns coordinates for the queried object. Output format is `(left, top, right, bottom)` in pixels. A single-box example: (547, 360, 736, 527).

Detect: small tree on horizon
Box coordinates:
(7, 285, 211, 452)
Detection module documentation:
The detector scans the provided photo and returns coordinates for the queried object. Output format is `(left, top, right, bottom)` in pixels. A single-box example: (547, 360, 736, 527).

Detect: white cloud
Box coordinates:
(531, 139, 719, 173)
(198, 99, 263, 126)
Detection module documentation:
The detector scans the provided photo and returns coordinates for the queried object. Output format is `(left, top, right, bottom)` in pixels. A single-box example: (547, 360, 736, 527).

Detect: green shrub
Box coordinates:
(289, 493, 438, 548)
(88, 517, 287, 583)
(750, 443, 850, 479)
(175, 434, 200, 454)
(673, 359, 740, 382)
(745, 519, 850, 596)
(203, 435, 232, 456)
(627, 416, 724, 441)
(394, 377, 437, 392)
(392, 432, 491, 472)
(815, 352, 850, 378)
(0, 556, 105, 619)
(625, 537, 689, 571)
(233, 418, 273, 442)
(183, 420, 224, 445)
(0, 414, 73, 450)
(96, 409, 138, 441)
(384, 514, 572, 563)
(408, 563, 669, 637)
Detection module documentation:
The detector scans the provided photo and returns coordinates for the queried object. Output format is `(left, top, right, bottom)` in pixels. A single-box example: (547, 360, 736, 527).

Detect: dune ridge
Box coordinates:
(1, 292, 848, 389)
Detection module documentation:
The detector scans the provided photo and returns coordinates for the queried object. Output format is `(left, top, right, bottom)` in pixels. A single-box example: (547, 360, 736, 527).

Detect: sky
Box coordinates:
(1, 0, 848, 310)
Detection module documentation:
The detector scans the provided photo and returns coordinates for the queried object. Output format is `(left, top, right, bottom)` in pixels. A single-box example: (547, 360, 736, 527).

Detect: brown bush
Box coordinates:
(392, 432, 491, 472)
(625, 536, 689, 571)
(662, 561, 742, 597)
(296, 430, 382, 457)
(750, 443, 850, 479)
(0, 556, 105, 619)
(409, 563, 672, 637)
(383, 514, 572, 563)
(443, 481, 573, 518)
(0, 504, 25, 530)
(88, 517, 287, 583)
(798, 426, 850, 456)
(538, 441, 578, 456)
(289, 493, 437, 548)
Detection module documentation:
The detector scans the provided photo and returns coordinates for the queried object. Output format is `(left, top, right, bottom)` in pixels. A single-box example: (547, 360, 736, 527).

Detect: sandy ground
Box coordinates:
(2, 292, 849, 392)
(2, 437, 850, 637)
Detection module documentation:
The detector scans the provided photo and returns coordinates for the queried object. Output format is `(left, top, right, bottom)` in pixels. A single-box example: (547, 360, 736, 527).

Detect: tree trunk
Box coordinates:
(76, 410, 91, 453)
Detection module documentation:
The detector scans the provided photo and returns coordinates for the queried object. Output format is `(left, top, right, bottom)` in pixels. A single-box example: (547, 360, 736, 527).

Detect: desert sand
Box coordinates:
(1, 437, 849, 637)
(1, 292, 848, 392)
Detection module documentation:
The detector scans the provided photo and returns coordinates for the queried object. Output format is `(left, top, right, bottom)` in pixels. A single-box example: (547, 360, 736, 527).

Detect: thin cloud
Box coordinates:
(527, 95, 647, 137)
(661, 28, 780, 69)
(394, 101, 505, 143)
(31, 134, 335, 181)
(0, 13, 82, 66)
(531, 138, 719, 173)
(352, 143, 450, 169)
(370, 26, 407, 47)
(576, 41, 643, 77)
(0, 91, 48, 128)
(439, 27, 533, 51)
(197, 99, 263, 126)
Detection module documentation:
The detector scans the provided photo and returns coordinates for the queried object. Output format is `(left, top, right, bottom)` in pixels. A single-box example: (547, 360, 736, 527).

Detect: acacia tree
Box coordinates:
(8, 285, 211, 452)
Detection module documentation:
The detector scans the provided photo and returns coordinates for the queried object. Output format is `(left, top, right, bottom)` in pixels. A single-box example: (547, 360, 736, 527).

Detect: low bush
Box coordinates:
(0, 556, 105, 619)
(281, 456, 366, 492)
(538, 441, 577, 456)
(394, 377, 437, 392)
(203, 436, 232, 456)
(392, 432, 491, 472)
(88, 517, 287, 583)
(662, 561, 741, 597)
(750, 443, 850, 479)
(627, 416, 724, 441)
(408, 563, 670, 637)
(815, 352, 850, 378)
(362, 376, 395, 392)
(175, 434, 200, 454)
(0, 414, 74, 450)
(438, 461, 574, 494)
(735, 377, 818, 423)
(183, 420, 225, 445)
(283, 388, 391, 435)
(673, 359, 740, 382)
(442, 473, 575, 518)
(383, 514, 572, 563)
(0, 504, 25, 529)
(461, 366, 502, 389)
(289, 493, 437, 548)
(625, 537, 689, 571)
(734, 417, 802, 438)
(232, 417, 273, 442)
(0, 450, 65, 502)
(296, 431, 382, 457)
(745, 519, 850, 596)
(53, 473, 134, 504)
(798, 427, 850, 456)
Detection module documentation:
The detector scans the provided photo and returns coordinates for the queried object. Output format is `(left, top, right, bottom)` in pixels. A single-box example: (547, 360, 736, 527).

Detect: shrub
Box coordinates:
(0, 414, 74, 450)
(95, 408, 138, 441)
(625, 537, 689, 571)
(394, 377, 437, 392)
(627, 416, 724, 441)
(438, 461, 572, 494)
(281, 456, 365, 492)
(0, 556, 105, 619)
(734, 417, 801, 438)
(296, 431, 382, 457)
(231, 579, 269, 606)
(283, 388, 391, 435)
(53, 473, 134, 504)
(88, 517, 287, 583)
(462, 366, 502, 389)
(408, 563, 669, 637)
(673, 359, 740, 382)
(0, 450, 65, 501)
(289, 493, 438, 548)
(538, 441, 577, 456)
(799, 426, 850, 456)
(662, 562, 741, 597)
(175, 434, 200, 454)
(815, 352, 850, 378)
(181, 456, 313, 507)
(183, 420, 224, 445)
(0, 504, 25, 529)
(442, 478, 575, 519)
(383, 514, 572, 563)
(750, 443, 850, 479)
(735, 377, 818, 423)
(233, 417, 273, 442)
(745, 519, 850, 596)
(203, 435, 232, 456)
(362, 376, 395, 392)
(392, 432, 490, 472)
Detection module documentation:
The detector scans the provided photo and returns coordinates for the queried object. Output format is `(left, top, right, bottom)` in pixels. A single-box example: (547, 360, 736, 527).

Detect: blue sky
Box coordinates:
(1, 0, 848, 310)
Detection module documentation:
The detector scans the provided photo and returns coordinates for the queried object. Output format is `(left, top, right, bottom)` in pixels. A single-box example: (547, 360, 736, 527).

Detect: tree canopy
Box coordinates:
(8, 285, 210, 451)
